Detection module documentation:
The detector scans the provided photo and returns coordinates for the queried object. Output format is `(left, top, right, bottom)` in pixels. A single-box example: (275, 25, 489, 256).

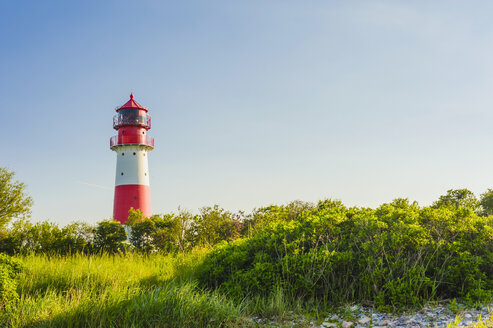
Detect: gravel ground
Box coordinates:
(249, 302, 493, 327)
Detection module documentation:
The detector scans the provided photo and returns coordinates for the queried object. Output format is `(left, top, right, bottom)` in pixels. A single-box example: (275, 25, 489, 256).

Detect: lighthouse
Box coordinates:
(110, 94, 154, 224)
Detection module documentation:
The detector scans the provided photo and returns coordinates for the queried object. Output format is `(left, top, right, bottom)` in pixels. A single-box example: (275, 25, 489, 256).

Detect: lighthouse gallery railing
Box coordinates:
(110, 135, 154, 149)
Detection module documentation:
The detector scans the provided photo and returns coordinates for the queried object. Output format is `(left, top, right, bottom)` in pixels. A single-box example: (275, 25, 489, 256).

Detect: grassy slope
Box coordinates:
(5, 252, 248, 328)
(4, 252, 492, 328)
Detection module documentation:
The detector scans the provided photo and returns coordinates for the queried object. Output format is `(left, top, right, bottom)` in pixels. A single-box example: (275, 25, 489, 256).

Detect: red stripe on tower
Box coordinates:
(110, 94, 154, 224)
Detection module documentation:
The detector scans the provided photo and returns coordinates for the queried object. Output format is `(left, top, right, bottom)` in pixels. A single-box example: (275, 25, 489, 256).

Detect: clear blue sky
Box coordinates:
(3, 1, 493, 225)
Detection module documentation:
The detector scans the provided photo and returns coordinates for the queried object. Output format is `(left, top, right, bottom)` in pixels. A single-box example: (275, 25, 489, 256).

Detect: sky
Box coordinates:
(2, 1, 493, 225)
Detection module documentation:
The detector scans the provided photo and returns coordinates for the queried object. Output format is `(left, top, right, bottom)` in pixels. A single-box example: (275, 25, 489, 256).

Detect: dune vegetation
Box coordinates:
(0, 168, 493, 327)
(2, 251, 252, 327)
(0, 197, 492, 327)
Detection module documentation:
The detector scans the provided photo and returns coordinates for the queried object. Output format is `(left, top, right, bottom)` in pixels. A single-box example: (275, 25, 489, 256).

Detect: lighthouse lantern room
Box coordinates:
(110, 94, 154, 224)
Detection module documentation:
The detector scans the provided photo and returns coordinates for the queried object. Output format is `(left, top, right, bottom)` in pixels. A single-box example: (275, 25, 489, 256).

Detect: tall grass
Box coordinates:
(3, 252, 490, 327)
(3, 251, 249, 328)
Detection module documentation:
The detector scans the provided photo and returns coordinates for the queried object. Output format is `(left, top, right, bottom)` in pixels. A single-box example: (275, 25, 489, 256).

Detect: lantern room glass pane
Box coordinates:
(114, 109, 151, 129)
(119, 109, 140, 124)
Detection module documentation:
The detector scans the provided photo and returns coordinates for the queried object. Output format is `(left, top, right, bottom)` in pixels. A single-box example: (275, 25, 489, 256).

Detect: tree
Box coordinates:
(432, 189, 480, 212)
(54, 222, 95, 254)
(188, 205, 240, 248)
(0, 220, 96, 255)
(242, 200, 314, 236)
(0, 218, 32, 255)
(125, 207, 145, 226)
(0, 168, 33, 229)
(94, 220, 127, 254)
(480, 189, 493, 216)
(150, 214, 183, 253)
(126, 208, 154, 252)
(173, 209, 193, 252)
(129, 217, 156, 252)
(127, 208, 189, 253)
(24, 221, 62, 254)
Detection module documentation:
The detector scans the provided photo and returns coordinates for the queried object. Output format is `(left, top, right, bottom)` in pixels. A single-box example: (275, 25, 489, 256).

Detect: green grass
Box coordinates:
(447, 313, 493, 328)
(4, 252, 492, 328)
(3, 251, 250, 328)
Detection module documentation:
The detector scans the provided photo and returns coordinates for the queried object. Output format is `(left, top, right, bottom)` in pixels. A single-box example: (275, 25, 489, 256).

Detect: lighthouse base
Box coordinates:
(113, 184, 151, 224)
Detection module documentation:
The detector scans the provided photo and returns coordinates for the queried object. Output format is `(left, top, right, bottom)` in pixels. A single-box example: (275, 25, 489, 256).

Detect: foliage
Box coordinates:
(149, 214, 185, 253)
(130, 214, 181, 253)
(480, 189, 493, 216)
(0, 220, 94, 255)
(188, 205, 241, 248)
(241, 200, 314, 237)
(1, 193, 493, 326)
(197, 199, 493, 311)
(94, 219, 127, 254)
(0, 253, 23, 311)
(432, 189, 481, 213)
(0, 218, 33, 255)
(0, 168, 33, 229)
(0, 204, 242, 255)
(127, 208, 192, 253)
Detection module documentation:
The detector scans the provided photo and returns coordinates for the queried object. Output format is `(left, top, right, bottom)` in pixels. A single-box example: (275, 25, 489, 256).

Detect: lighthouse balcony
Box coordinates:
(113, 112, 151, 129)
(110, 135, 154, 150)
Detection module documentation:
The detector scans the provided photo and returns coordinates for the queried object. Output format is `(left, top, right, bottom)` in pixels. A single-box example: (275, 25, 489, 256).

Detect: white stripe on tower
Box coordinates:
(115, 146, 150, 186)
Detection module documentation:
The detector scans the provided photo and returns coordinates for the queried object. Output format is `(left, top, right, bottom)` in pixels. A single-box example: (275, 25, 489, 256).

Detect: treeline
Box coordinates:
(0, 205, 243, 255)
(0, 201, 314, 255)
(1, 188, 493, 256)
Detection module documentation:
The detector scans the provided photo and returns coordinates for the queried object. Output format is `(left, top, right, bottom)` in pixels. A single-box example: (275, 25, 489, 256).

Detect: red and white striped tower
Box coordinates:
(110, 94, 154, 224)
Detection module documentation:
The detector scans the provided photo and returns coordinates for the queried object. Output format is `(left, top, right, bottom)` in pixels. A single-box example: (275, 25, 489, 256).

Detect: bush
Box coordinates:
(94, 220, 127, 254)
(188, 205, 241, 248)
(0, 253, 23, 310)
(128, 211, 185, 253)
(197, 199, 493, 310)
(241, 200, 314, 237)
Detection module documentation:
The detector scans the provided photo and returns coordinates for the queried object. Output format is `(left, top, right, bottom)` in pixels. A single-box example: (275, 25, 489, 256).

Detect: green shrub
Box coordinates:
(0, 253, 23, 310)
(94, 219, 127, 254)
(188, 205, 241, 248)
(128, 211, 185, 253)
(197, 199, 493, 310)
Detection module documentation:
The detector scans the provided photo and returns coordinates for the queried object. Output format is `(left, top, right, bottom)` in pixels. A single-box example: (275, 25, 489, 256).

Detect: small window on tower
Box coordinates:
(133, 152, 136, 155)
(121, 172, 124, 176)
(134, 197, 137, 200)
(122, 153, 124, 156)
(122, 130, 125, 134)
(145, 173, 147, 176)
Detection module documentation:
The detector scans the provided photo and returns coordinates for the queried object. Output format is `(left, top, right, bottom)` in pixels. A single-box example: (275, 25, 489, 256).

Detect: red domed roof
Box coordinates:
(116, 93, 148, 112)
